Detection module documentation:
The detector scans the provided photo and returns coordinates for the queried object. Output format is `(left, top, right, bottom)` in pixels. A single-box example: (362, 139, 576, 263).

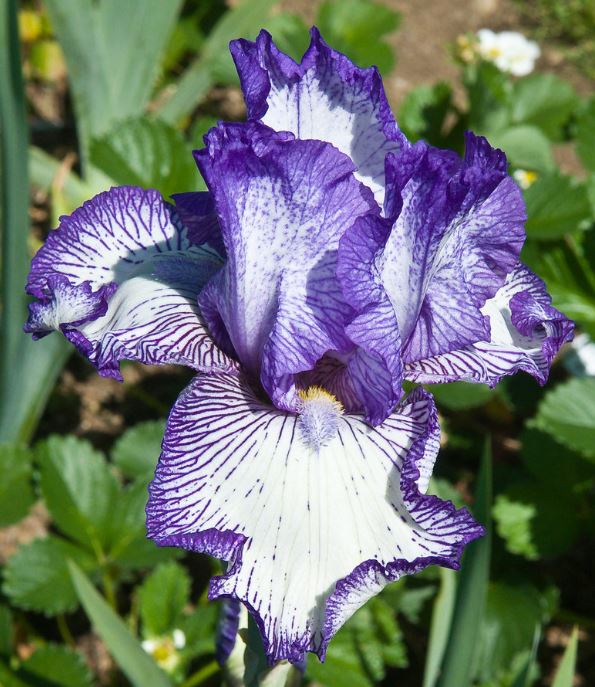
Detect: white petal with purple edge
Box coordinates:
(26, 186, 235, 376)
(230, 29, 405, 204)
(405, 263, 574, 385)
(146, 372, 482, 664)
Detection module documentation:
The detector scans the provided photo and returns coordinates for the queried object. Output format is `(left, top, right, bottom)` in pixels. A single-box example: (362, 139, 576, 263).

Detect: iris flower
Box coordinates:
(24, 29, 572, 664)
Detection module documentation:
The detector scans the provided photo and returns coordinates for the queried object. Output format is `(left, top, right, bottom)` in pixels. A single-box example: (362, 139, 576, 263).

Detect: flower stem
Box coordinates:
(180, 660, 219, 687)
(56, 614, 76, 648)
(101, 568, 117, 612)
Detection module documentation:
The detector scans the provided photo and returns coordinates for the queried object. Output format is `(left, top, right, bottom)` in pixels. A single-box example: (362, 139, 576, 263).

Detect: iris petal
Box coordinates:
(146, 371, 483, 664)
(405, 262, 574, 385)
(25, 186, 233, 378)
(196, 122, 378, 411)
(230, 27, 406, 204)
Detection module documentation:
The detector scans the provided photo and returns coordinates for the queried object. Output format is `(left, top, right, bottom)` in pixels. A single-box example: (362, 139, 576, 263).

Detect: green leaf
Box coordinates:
(532, 377, 595, 460)
(104, 481, 179, 569)
(3, 537, 95, 615)
(510, 626, 541, 687)
(68, 561, 171, 687)
(493, 495, 538, 560)
(425, 381, 497, 410)
(90, 118, 199, 199)
(17, 645, 92, 687)
(576, 98, 595, 172)
(524, 173, 592, 240)
(0, 604, 11, 659)
(157, 0, 277, 124)
(140, 562, 191, 637)
(476, 584, 556, 684)
(398, 83, 453, 145)
(180, 604, 218, 658)
(521, 240, 595, 334)
(317, 0, 400, 74)
(0, 445, 34, 526)
(465, 61, 512, 134)
(307, 596, 407, 687)
(44, 0, 182, 167)
(511, 73, 578, 141)
(262, 13, 309, 62)
(112, 420, 166, 481)
(436, 439, 491, 687)
(423, 569, 457, 687)
(551, 627, 579, 687)
(36, 436, 119, 552)
(488, 125, 554, 172)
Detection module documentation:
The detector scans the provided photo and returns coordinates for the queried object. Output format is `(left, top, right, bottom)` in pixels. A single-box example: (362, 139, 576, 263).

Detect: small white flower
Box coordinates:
(477, 29, 540, 76)
(172, 628, 186, 649)
(513, 169, 539, 190)
(567, 333, 595, 377)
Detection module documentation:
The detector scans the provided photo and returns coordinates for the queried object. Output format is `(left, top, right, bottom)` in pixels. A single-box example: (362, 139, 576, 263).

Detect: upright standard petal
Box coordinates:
(196, 122, 378, 411)
(406, 262, 574, 386)
(146, 371, 483, 664)
(339, 133, 526, 396)
(25, 186, 234, 378)
(230, 28, 405, 204)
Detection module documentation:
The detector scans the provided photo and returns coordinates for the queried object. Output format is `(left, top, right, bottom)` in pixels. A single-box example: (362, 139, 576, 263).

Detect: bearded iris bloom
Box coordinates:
(24, 29, 572, 664)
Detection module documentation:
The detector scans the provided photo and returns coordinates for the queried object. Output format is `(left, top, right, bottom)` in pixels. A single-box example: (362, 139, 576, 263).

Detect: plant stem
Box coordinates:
(180, 660, 219, 687)
(56, 614, 76, 648)
(101, 567, 118, 612)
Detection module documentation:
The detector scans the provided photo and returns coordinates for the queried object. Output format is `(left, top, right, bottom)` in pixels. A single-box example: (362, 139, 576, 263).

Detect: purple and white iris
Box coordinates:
(25, 29, 573, 664)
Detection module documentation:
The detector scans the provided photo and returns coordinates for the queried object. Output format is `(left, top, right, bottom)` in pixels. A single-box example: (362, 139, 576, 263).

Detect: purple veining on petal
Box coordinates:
(195, 120, 378, 412)
(170, 191, 225, 256)
(147, 371, 482, 665)
(230, 27, 406, 204)
(405, 262, 574, 386)
(25, 185, 235, 378)
(24, 275, 116, 340)
(339, 132, 526, 396)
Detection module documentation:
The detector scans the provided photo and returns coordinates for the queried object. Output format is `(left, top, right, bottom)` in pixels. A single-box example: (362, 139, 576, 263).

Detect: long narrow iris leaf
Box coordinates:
(423, 568, 457, 687)
(435, 439, 492, 687)
(551, 626, 579, 687)
(68, 561, 172, 687)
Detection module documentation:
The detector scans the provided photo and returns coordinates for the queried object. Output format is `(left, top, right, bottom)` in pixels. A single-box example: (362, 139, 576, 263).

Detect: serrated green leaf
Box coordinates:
(37, 436, 119, 552)
(488, 125, 554, 172)
(476, 583, 556, 684)
(521, 240, 595, 334)
(68, 561, 171, 687)
(511, 73, 578, 141)
(436, 439, 491, 687)
(524, 173, 592, 240)
(104, 481, 179, 569)
(576, 98, 595, 172)
(0, 445, 34, 526)
(551, 626, 579, 687)
(112, 420, 165, 481)
(532, 377, 595, 460)
(3, 537, 95, 615)
(465, 61, 512, 134)
(90, 118, 199, 199)
(398, 82, 453, 145)
(140, 562, 191, 637)
(317, 0, 400, 74)
(17, 644, 92, 687)
(180, 604, 218, 658)
(493, 495, 538, 560)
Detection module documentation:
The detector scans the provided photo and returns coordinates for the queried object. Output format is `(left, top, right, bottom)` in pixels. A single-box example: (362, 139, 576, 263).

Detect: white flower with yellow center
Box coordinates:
(513, 169, 539, 190)
(477, 29, 540, 76)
